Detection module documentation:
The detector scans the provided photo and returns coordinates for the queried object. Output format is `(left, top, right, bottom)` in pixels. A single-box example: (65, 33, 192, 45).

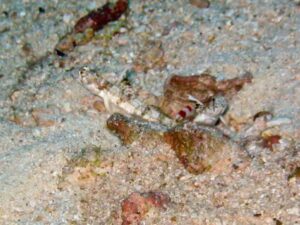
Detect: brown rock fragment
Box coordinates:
(159, 72, 252, 119)
(107, 113, 168, 145)
(93, 99, 106, 112)
(288, 167, 300, 180)
(189, 0, 210, 9)
(164, 122, 234, 174)
(55, 0, 128, 54)
(216, 72, 253, 97)
(121, 191, 170, 225)
(31, 108, 56, 127)
(74, 0, 128, 33)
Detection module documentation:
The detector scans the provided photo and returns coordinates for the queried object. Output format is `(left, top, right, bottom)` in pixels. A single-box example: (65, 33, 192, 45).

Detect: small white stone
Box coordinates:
(119, 27, 127, 33)
(32, 129, 41, 138)
(129, 52, 135, 58)
(63, 14, 73, 24)
(20, 11, 26, 17)
(155, 32, 162, 38)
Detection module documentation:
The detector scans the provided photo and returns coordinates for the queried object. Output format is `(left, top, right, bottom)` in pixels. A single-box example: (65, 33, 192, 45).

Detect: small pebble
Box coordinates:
(63, 14, 73, 24)
(119, 27, 127, 33)
(20, 11, 26, 17)
(93, 100, 106, 112)
(189, 0, 210, 8)
(164, 122, 232, 174)
(121, 191, 170, 225)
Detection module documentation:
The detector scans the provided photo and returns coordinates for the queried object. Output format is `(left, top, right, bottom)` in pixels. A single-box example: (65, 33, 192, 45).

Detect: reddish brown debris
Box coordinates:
(55, 0, 128, 55)
(164, 123, 233, 174)
(189, 0, 210, 8)
(107, 113, 138, 145)
(121, 191, 170, 225)
(159, 72, 253, 119)
(93, 100, 106, 112)
(74, 0, 128, 33)
(262, 135, 281, 151)
(216, 72, 253, 96)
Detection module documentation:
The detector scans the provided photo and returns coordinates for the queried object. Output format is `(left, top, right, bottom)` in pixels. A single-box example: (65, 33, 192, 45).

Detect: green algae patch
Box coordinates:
(57, 146, 105, 190)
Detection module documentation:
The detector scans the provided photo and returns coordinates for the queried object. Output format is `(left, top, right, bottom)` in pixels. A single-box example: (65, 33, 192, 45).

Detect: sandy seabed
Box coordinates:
(0, 0, 299, 224)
